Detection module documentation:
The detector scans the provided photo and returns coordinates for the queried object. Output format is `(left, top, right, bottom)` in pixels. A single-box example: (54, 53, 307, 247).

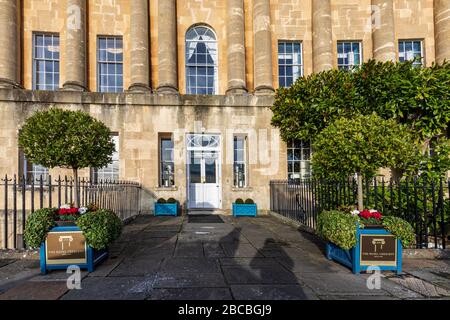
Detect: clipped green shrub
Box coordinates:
(317, 211, 363, 250)
(76, 209, 122, 250)
(235, 198, 244, 204)
(245, 199, 255, 204)
(157, 198, 167, 204)
(383, 216, 416, 248)
(167, 198, 177, 204)
(24, 208, 57, 248)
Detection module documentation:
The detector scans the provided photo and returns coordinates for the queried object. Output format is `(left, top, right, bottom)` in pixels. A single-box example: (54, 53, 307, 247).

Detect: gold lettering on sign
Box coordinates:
(46, 231, 87, 265)
(360, 234, 397, 267)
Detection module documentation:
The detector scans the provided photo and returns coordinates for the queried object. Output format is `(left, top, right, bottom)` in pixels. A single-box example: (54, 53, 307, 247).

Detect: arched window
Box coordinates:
(185, 25, 218, 95)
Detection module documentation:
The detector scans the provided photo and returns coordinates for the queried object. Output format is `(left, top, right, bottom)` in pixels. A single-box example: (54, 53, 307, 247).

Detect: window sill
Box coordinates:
(155, 186, 178, 192)
(231, 187, 253, 192)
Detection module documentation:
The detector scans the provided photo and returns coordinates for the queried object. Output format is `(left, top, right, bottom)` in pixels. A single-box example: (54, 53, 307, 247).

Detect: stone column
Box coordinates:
(0, 0, 20, 88)
(63, 0, 87, 91)
(226, 0, 247, 94)
(129, 0, 151, 92)
(312, 0, 333, 72)
(253, 0, 274, 94)
(434, 0, 450, 64)
(157, 0, 178, 94)
(372, 0, 396, 62)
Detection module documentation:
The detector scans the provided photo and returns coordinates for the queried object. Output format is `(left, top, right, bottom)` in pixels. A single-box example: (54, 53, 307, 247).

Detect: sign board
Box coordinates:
(359, 234, 397, 267)
(45, 231, 87, 265)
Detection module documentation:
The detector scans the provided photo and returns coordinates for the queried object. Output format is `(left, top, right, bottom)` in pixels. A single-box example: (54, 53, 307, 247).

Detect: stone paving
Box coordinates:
(0, 214, 449, 300)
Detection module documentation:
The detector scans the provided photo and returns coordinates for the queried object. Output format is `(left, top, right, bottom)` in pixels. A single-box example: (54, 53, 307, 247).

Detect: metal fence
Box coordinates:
(1, 174, 142, 250)
(270, 177, 449, 249)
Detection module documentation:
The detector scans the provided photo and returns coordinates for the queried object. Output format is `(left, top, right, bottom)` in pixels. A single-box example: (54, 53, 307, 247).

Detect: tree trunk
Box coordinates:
(357, 173, 364, 211)
(73, 168, 79, 208)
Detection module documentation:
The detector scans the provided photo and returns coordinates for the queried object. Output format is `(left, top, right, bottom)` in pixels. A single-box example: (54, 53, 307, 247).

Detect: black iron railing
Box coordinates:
(270, 177, 449, 249)
(1, 175, 142, 250)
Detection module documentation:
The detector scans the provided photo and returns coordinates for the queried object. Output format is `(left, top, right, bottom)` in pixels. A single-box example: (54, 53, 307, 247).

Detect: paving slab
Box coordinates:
(160, 258, 221, 273)
(222, 265, 299, 285)
(147, 288, 233, 300)
(231, 285, 318, 300)
(0, 281, 68, 300)
(61, 277, 150, 300)
(221, 243, 262, 258)
(151, 272, 227, 288)
(109, 257, 164, 277)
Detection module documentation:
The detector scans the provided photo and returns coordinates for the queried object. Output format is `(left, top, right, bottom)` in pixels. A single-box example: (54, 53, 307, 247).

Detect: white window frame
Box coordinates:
(399, 39, 424, 67)
(185, 25, 219, 95)
(337, 41, 362, 71)
(32, 33, 60, 91)
(278, 41, 304, 88)
(287, 140, 312, 181)
(97, 36, 124, 93)
(233, 135, 248, 188)
(93, 135, 119, 182)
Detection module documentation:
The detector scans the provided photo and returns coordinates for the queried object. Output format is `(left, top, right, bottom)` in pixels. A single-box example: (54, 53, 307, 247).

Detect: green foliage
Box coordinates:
(420, 137, 450, 179)
(24, 208, 57, 248)
(157, 198, 167, 204)
(167, 198, 177, 204)
(18, 109, 115, 170)
(244, 199, 255, 204)
(318, 210, 416, 249)
(317, 211, 363, 250)
(312, 114, 421, 179)
(271, 60, 450, 178)
(76, 209, 122, 250)
(235, 198, 244, 204)
(382, 216, 416, 248)
(272, 69, 356, 141)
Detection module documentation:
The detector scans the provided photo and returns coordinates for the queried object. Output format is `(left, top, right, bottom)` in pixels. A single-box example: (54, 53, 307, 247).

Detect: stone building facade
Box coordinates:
(0, 0, 449, 214)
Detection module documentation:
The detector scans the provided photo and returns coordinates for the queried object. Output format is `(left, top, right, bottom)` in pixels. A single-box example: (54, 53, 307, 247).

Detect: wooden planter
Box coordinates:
(40, 226, 108, 274)
(154, 203, 178, 216)
(326, 226, 402, 275)
(232, 203, 257, 217)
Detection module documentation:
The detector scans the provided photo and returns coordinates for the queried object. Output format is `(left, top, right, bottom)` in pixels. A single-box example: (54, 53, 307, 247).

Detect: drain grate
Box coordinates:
(188, 215, 224, 224)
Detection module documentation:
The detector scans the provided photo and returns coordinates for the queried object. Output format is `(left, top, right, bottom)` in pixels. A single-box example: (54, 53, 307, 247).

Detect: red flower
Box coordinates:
(372, 212, 383, 220)
(359, 210, 372, 219)
(58, 207, 79, 216)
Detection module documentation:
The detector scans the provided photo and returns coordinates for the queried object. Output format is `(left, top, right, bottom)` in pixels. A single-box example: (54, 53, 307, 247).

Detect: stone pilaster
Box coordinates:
(157, 0, 178, 94)
(0, 0, 20, 88)
(63, 0, 87, 91)
(226, 0, 247, 95)
(129, 0, 151, 92)
(372, 0, 396, 62)
(253, 0, 274, 94)
(312, 0, 333, 72)
(434, 0, 450, 64)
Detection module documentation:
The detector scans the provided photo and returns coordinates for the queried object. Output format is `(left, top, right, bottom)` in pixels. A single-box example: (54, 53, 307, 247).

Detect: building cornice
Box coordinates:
(0, 89, 275, 108)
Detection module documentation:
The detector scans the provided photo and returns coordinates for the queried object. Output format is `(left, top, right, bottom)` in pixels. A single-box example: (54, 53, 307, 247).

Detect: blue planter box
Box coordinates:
(40, 226, 108, 274)
(326, 227, 402, 275)
(155, 203, 178, 216)
(232, 203, 257, 217)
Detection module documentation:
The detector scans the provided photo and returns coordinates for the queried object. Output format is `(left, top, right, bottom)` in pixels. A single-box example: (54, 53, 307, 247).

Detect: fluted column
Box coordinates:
(435, 0, 450, 64)
(312, 0, 333, 72)
(157, 0, 178, 94)
(63, 0, 87, 91)
(253, 0, 274, 94)
(0, 0, 20, 88)
(226, 0, 247, 94)
(372, 0, 396, 62)
(129, 0, 151, 92)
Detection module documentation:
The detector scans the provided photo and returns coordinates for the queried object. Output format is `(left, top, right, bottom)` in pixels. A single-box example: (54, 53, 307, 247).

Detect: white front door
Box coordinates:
(187, 134, 221, 209)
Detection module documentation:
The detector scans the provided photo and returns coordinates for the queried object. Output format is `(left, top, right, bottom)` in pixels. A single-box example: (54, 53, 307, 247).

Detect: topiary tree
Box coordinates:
(312, 114, 421, 210)
(18, 109, 115, 207)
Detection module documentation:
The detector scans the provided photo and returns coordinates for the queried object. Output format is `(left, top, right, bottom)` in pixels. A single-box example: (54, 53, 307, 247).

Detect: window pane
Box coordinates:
(278, 41, 303, 88)
(185, 26, 218, 95)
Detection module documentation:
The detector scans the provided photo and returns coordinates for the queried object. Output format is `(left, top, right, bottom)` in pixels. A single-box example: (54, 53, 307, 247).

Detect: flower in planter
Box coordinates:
(78, 207, 88, 215)
(350, 209, 360, 216)
(358, 209, 383, 224)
